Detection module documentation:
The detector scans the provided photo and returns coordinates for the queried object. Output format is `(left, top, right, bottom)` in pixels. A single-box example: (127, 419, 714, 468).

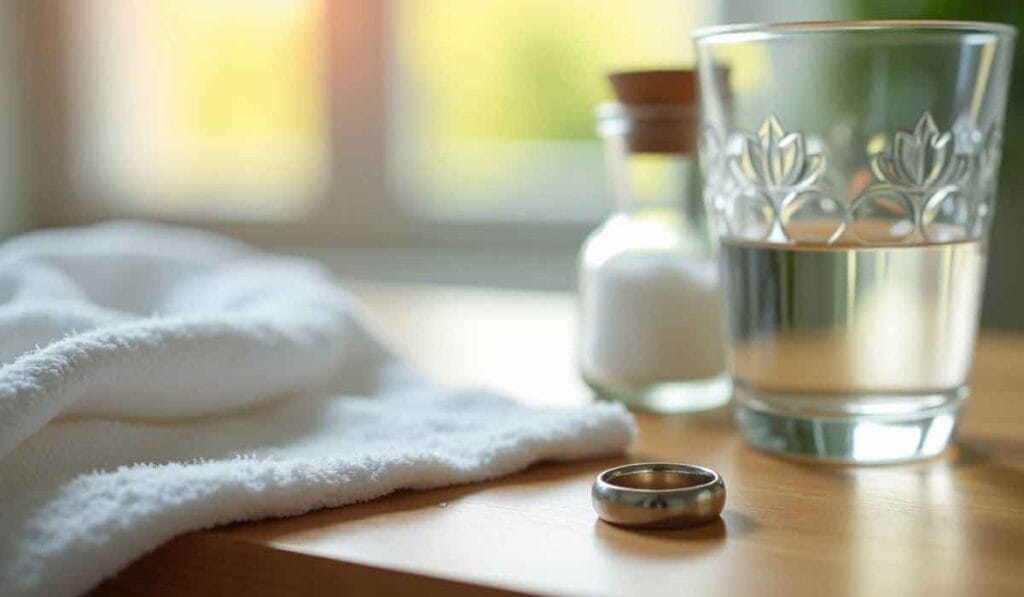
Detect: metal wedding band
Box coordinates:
(592, 463, 726, 529)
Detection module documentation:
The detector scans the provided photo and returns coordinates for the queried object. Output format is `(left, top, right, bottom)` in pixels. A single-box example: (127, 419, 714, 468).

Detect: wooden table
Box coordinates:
(98, 283, 1024, 596)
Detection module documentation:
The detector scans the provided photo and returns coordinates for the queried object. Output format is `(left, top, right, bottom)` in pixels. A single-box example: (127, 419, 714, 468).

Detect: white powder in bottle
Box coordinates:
(579, 250, 725, 386)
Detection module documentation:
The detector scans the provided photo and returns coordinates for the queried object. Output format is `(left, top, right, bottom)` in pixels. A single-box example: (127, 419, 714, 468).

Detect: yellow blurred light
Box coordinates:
(391, 0, 715, 216)
(397, 0, 709, 141)
(75, 0, 327, 216)
(714, 44, 772, 92)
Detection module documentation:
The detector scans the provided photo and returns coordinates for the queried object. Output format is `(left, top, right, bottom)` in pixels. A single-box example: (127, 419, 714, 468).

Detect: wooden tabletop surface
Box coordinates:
(97, 282, 1024, 596)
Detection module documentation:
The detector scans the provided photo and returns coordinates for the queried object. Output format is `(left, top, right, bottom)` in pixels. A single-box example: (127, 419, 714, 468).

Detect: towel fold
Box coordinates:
(0, 222, 634, 597)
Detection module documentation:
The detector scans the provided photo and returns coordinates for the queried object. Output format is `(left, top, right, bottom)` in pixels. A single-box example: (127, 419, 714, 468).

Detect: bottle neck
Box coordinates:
(604, 137, 702, 209)
(601, 135, 711, 251)
(597, 102, 699, 211)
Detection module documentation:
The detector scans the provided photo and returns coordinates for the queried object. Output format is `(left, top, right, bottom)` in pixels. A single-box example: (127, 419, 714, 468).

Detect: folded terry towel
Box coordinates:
(0, 222, 634, 597)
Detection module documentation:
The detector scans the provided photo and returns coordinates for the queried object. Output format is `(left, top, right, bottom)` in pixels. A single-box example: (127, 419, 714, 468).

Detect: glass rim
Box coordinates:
(694, 19, 1017, 43)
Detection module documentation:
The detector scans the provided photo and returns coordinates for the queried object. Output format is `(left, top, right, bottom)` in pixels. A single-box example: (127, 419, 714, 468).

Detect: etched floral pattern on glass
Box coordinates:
(701, 112, 1000, 245)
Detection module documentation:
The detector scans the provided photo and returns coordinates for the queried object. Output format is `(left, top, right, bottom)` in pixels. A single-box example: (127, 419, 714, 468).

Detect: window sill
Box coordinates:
(286, 245, 579, 292)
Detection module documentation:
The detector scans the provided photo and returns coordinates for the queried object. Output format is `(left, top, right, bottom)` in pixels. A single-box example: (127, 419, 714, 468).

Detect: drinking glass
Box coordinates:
(695, 21, 1015, 462)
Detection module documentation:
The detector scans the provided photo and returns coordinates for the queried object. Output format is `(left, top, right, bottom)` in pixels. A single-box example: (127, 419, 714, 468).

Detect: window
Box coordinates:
(26, 0, 716, 241)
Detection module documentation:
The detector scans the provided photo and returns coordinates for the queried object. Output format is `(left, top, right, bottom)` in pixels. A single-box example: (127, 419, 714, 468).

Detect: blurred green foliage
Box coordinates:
(855, 0, 1023, 158)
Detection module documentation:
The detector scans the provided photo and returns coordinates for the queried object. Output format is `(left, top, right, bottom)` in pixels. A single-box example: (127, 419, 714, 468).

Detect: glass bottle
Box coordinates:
(578, 70, 729, 413)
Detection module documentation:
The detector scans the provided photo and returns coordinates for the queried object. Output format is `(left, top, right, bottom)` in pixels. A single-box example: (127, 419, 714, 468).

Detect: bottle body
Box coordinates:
(578, 208, 729, 412)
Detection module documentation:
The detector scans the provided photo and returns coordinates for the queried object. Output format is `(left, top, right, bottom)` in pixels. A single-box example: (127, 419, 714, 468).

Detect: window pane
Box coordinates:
(390, 0, 716, 222)
(70, 0, 328, 219)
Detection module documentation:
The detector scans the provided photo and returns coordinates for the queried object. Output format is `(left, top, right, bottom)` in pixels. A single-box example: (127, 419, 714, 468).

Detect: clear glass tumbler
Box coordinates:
(695, 21, 1015, 462)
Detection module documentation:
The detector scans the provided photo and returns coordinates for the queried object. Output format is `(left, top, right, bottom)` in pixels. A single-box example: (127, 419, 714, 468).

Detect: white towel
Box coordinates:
(0, 222, 634, 597)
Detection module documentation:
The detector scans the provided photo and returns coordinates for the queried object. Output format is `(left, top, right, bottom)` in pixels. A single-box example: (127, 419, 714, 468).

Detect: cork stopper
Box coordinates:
(602, 69, 698, 154)
(607, 70, 697, 105)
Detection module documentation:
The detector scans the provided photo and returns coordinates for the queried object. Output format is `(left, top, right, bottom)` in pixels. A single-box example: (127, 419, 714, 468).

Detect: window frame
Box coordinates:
(17, 0, 594, 253)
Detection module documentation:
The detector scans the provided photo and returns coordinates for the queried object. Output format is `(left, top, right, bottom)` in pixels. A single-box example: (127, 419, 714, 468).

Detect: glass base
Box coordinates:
(734, 384, 965, 464)
(586, 373, 731, 414)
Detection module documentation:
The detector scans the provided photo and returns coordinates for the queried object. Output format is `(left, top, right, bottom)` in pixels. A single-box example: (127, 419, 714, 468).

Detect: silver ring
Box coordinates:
(592, 463, 726, 529)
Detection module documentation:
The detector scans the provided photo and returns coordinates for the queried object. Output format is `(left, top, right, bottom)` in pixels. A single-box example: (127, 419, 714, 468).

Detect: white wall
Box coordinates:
(718, 0, 854, 23)
(0, 2, 28, 238)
